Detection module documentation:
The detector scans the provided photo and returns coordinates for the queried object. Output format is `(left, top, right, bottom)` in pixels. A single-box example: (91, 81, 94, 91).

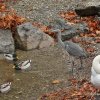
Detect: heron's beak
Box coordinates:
(16, 56, 19, 59)
(13, 66, 15, 68)
(54, 38, 58, 42)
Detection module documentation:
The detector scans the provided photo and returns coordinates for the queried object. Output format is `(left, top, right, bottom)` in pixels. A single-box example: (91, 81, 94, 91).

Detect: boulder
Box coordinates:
(75, 6, 100, 17)
(15, 22, 54, 50)
(39, 33, 54, 49)
(0, 29, 14, 54)
(49, 18, 71, 30)
(61, 22, 88, 41)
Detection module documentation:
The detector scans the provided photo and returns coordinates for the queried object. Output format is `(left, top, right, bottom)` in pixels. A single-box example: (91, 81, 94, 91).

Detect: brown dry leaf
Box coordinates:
(0, 3, 6, 11)
(60, 11, 100, 39)
(72, 37, 81, 43)
(52, 80, 61, 84)
(0, 3, 26, 29)
(71, 91, 82, 97)
(40, 25, 50, 33)
(68, 78, 78, 86)
(80, 33, 85, 37)
(59, 11, 65, 18)
(15, 17, 26, 24)
(86, 47, 95, 53)
(96, 30, 100, 35)
(40, 79, 97, 100)
(88, 21, 97, 28)
(6, 14, 14, 21)
(60, 11, 77, 21)
(88, 33, 97, 37)
(95, 38, 100, 43)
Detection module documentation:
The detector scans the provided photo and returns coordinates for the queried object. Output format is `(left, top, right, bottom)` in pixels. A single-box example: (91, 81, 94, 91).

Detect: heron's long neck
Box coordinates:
(57, 31, 65, 48)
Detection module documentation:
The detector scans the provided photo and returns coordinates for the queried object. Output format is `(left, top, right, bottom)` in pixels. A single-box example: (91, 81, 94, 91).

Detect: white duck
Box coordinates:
(4, 53, 18, 61)
(91, 55, 100, 88)
(0, 82, 11, 93)
(14, 60, 31, 70)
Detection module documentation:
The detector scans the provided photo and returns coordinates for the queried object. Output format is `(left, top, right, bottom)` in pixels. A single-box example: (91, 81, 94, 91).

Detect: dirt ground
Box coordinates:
(0, 0, 100, 100)
(0, 45, 96, 100)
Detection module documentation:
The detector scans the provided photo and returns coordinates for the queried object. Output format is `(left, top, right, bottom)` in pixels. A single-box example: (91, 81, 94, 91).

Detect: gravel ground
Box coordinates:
(6, 0, 86, 23)
(5, 0, 99, 23)
(0, 45, 94, 100)
(0, 0, 100, 100)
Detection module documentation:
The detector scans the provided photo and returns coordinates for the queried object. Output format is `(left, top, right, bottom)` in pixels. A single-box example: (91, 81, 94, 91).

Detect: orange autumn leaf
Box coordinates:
(52, 80, 61, 84)
(81, 41, 93, 45)
(4, 14, 15, 21)
(68, 78, 78, 86)
(72, 37, 81, 43)
(40, 25, 50, 33)
(40, 79, 96, 100)
(59, 12, 65, 18)
(88, 21, 97, 28)
(15, 17, 26, 24)
(88, 33, 97, 37)
(71, 91, 82, 96)
(95, 38, 100, 43)
(0, 3, 6, 11)
(60, 11, 77, 20)
(80, 33, 85, 37)
(0, 14, 26, 28)
(0, 21, 6, 28)
(86, 47, 95, 53)
(96, 30, 100, 35)
(0, 3, 26, 29)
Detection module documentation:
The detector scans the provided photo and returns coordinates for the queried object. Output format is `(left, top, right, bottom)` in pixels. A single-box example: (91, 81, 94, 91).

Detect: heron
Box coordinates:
(51, 29, 87, 74)
(91, 55, 100, 88)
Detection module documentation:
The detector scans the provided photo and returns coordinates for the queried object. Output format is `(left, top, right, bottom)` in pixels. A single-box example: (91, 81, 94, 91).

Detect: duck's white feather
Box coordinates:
(0, 82, 11, 93)
(91, 67, 97, 77)
(0, 82, 11, 88)
(18, 60, 31, 70)
(21, 62, 31, 69)
(4, 54, 13, 61)
(91, 55, 100, 88)
(92, 55, 100, 74)
(91, 73, 100, 88)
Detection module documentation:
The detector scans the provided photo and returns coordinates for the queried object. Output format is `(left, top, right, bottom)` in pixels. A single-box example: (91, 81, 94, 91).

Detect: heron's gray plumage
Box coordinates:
(52, 29, 86, 57)
(51, 29, 87, 74)
(64, 41, 86, 57)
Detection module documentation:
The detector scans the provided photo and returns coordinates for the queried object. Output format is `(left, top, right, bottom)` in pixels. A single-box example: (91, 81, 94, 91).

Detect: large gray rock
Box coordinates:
(15, 22, 54, 50)
(47, 18, 88, 41)
(75, 5, 100, 17)
(0, 29, 14, 53)
(49, 18, 71, 30)
(60, 22, 88, 41)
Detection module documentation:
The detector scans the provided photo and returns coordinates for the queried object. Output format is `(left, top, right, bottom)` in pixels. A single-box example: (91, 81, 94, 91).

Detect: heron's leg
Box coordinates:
(71, 56, 75, 74)
(79, 57, 83, 70)
(68, 56, 75, 74)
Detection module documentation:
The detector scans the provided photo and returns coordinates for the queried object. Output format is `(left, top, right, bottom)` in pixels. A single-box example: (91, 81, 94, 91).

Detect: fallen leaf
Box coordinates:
(96, 30, 100, 35)
(52, 80, 61, 84)
(95, 38, 100, 43)
(86, 47, 95, 53)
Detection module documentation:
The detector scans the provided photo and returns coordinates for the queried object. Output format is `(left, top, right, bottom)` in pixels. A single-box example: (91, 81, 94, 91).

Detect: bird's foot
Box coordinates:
(78, 67, 83, 70)
(67, 68, 76, 76)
